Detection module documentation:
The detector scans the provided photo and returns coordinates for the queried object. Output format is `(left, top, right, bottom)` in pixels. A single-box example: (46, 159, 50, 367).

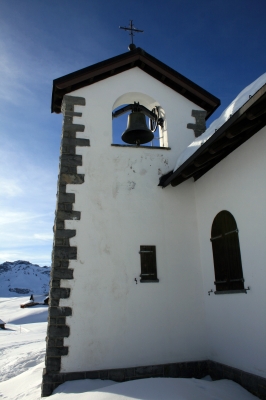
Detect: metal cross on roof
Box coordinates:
(119, 20, 143, 51)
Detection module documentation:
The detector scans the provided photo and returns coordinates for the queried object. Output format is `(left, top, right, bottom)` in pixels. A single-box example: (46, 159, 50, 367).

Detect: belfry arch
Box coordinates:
(112, 92, 168, 147)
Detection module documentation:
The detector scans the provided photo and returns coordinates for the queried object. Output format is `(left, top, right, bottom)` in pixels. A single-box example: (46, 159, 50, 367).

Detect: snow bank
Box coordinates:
(0, 297, 260, 399)
(0, 362, 45, 400)
(51, 377, 259, 400)
(0, 297, 47, 384)
(174, 73, 266, 171)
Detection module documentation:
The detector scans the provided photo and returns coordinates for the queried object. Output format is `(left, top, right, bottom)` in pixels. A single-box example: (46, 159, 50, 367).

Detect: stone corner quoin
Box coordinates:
(42, 95, 89, 397)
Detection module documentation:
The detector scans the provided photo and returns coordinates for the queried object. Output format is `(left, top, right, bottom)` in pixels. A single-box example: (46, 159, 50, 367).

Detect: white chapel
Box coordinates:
(42, 46, 266, 398)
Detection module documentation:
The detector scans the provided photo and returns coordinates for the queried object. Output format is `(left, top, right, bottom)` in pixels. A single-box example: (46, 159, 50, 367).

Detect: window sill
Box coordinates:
(214, 289, 247, 295)
(111, 144, 171, 150)
(140, 279, 159, 283)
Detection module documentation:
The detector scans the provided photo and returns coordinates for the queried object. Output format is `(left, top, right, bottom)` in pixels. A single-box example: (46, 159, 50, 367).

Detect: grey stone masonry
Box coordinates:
(187, 110, 207, 137)
(41, 358, 266, 398)
(42, 95, 88, 397)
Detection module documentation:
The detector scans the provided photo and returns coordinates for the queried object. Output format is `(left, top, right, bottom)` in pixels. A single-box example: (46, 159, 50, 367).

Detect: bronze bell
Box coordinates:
(121, 112, 154, 145)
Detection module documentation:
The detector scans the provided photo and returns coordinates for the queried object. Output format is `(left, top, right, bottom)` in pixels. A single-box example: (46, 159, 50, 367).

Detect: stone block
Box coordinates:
(50, 299, 59, 307)
(55, 229, 76, 239)
(135, 366, 153, 377)
(50, 287, 70, 299)
(257, 382, 266, 399)
(53, 260, 61, 268)
(58, 193, 75, 203)
(48, 325, 70, 338)
(62, 95, 85, 108)
(108, 369, 125, 381)
(187, 110, 207, 137)
(63, 371, 86, 381)
(57, 204, 66, 211)
(61, 260, 70, 268)
(63, 116, 73, 125)
(55, 238, 66, 246)
(63, 123, 85, 134)
(124, 368, 135, 379)
(58, 184, 66, 194)
(52, 268, 74, 280)
(56, 317, 66, 325)
(64, 204, 73, 212)
(61, 145, 76, 155)
(198, 361, 208, 378)
(76, 138, 90, 147)
(60, 154, 82, 167)
(53, 246, 77, 260)
(60, 173, 84, 185)
(85, 371, 99, 379)
(49, 306, 72, 317)
(241, 373, 258, 397)
(46, 337, 64, 348)
(222, 363, 237, 381)
(60, 166, 77, 174)
(62, 130, 75, 139)
(41, 382, 56, 397)
(50, 279, 60, 288)
(150, 365, 164, 376)
(99, 370, 109, 379)
(55, 338, 64, 347)
(64, 111, 82, 117)
(55, 220, 65, 230)
(62, 103, 74, 113)
(47, 347, 68, 357)
(164, 363, 181, 378)
(209, 361, 224, 380)
(46, 337, 56, 347)
(46, 357, 61, 372)
(42, 372, 65, 384)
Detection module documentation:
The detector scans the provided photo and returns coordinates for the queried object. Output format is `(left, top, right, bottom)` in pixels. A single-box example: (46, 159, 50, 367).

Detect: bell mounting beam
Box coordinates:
(112, 102, 157, 121)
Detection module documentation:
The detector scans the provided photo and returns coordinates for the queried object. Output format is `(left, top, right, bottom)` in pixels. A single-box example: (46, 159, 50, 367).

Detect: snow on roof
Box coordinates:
(174, 73, 266, 172)
(0, 319, 5, 324)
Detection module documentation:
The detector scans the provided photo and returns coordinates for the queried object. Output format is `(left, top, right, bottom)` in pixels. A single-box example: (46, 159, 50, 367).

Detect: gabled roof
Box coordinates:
(52, 47, 220, 115)
(160, 83, 266, 187)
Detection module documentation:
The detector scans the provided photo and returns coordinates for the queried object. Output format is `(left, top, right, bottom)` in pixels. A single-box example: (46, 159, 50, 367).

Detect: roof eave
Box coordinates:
(51, 48, 220, 115)
(162, 84, 266, 188)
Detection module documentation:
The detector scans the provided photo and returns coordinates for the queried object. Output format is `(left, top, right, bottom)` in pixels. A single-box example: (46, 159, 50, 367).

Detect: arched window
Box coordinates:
(211, 211, 244, 293)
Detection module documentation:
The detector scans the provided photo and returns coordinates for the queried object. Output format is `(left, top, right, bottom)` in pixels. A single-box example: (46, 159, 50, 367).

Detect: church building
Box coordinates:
(42, 46, 266, 399)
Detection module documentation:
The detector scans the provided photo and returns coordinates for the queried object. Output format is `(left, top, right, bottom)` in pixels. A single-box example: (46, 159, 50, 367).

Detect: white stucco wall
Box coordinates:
(59, 67, 208, 372)
(195, 126, 266, 378)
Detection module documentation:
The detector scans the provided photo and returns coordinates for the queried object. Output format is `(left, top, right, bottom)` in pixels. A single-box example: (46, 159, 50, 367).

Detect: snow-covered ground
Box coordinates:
(0, 296, 259, 399)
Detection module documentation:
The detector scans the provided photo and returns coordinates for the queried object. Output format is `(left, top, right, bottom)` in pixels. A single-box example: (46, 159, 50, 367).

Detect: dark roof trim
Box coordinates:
(52, 48, 220, 115)
(161, 83, 266, 188)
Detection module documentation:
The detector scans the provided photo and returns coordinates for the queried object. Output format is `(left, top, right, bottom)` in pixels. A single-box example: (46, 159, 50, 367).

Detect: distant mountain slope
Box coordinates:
(0, 260, 50, 297)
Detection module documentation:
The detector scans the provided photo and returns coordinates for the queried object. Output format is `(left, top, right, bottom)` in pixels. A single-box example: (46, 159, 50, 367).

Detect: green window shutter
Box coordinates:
(211, 211, 244, 292)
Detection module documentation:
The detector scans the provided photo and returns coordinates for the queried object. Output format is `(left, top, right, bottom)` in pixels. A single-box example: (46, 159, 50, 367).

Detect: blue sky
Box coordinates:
(1, 0, 265, 266)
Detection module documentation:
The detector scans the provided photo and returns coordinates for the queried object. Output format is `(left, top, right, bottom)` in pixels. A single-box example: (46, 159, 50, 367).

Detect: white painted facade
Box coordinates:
(57, 67, 265, 380)
(195, 126, 266, 378)
(59, 67, 208, 372)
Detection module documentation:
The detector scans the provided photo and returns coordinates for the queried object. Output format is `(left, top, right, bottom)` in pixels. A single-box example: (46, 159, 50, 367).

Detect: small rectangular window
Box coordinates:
(139, 245, 159, 282)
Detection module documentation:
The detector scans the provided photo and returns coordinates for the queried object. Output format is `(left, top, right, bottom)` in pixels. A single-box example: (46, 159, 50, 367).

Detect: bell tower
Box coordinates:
(42, 47, 220, 396)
